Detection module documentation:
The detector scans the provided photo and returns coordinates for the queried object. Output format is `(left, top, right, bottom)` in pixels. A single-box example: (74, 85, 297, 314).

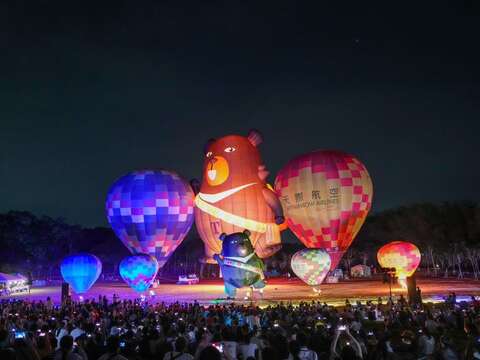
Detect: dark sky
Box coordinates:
(1, 1, 479, 227)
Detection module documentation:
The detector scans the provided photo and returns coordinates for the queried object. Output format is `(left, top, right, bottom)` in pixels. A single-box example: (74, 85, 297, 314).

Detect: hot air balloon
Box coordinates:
(377, 241, 421, 285)
(119, 254, 159, 292)
(275, 150, 373, 270)
(214, 231, 265, 297)
(291, 249, 331, 286)
(194, 130, 285, 262)
(106, 170, 195, 268)
(60, 253, 102, 294)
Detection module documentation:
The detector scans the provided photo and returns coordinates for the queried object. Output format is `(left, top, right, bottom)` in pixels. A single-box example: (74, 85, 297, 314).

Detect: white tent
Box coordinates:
(0, 272, 29, 295)
(0, 272, 25, 283)
(350, 264, 372, 278)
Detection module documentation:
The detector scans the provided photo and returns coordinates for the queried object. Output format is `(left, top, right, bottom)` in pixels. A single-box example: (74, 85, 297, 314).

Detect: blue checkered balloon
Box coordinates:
(106, 170, 195, 268)
(119, 254, 159, 292)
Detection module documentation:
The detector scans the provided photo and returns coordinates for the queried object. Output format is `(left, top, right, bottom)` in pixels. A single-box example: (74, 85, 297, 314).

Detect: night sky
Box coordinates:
(2, 1, 479, 227)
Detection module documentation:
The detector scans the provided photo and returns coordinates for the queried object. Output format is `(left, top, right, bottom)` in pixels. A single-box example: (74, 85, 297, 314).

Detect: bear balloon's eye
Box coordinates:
(206, 151, 213, 158)
(224, 146, 236, 153)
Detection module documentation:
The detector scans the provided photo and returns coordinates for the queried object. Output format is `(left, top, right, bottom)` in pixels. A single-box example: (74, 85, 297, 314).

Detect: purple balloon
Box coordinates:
(106, 170, 195, 268)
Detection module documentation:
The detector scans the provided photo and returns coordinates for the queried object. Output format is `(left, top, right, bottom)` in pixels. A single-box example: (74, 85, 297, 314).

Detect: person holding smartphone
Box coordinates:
(330, 326, 363, 359)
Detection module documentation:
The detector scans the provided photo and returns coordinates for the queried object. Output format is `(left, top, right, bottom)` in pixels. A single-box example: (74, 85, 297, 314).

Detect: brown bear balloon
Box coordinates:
(193, 129, 285, 263)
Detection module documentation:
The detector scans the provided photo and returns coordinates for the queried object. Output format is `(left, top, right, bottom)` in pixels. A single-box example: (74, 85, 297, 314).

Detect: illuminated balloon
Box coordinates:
(275, 150, 373, 270)
(377, 241, 421, 280)
(194, 130, 285, 262)
(119, 254, 159, 292)
(106, 170, 195, 268)
(291, 249, 331, 286)
(60, 253, 102, 294)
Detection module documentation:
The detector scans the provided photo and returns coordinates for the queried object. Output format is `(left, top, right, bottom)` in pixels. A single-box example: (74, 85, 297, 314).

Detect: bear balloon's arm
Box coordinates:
(257, 164, 284, 224)
(262, 187, 285, 225)
(251, 255, 266, 271)
(258, 164, 269, 182)
(213, 254, 224, 266)
(259, 259, 266, 271)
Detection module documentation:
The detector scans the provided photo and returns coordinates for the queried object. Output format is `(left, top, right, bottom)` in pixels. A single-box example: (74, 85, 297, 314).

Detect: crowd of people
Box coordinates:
(1, 293, 480, 360)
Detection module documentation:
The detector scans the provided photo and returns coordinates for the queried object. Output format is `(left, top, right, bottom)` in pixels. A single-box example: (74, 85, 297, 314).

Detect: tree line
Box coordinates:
(1, 201, 479, 278)
(350, 201, 480, 277)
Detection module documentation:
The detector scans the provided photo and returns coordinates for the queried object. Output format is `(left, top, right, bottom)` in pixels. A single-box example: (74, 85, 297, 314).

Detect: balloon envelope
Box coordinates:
(195, 132, 283, 261)
(119, 254, 159, 292)
(291, 249, 331, 286)
(106, 170, 195, 268)
(60, 253, 102, 294)
(377, 241, 421, 279)
(275, 150, 373, 270)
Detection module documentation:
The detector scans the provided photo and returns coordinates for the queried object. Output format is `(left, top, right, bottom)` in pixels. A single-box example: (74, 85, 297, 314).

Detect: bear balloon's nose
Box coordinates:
(208, 157, 217, 166)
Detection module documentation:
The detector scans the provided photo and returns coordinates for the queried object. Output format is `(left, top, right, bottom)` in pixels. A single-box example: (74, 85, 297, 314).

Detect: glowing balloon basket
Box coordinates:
(377, 241, 421, 288)
(60, 253, 102, 294)
(119, 254, 159, 292)
(291, 249, 331, 291)
(275, 150, 373, 271)
(106, 170, 195, 268)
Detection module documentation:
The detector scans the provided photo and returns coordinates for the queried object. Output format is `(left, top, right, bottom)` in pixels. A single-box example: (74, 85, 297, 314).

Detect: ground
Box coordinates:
(3, 278, 480, 306)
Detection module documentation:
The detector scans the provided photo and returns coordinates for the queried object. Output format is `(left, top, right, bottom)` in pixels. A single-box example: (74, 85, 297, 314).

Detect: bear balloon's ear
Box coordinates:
(203, 138, 216, 155)
(243, 229, 251, 237)
(219, 233, 227, 241)
(247, 129, 263, 147)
